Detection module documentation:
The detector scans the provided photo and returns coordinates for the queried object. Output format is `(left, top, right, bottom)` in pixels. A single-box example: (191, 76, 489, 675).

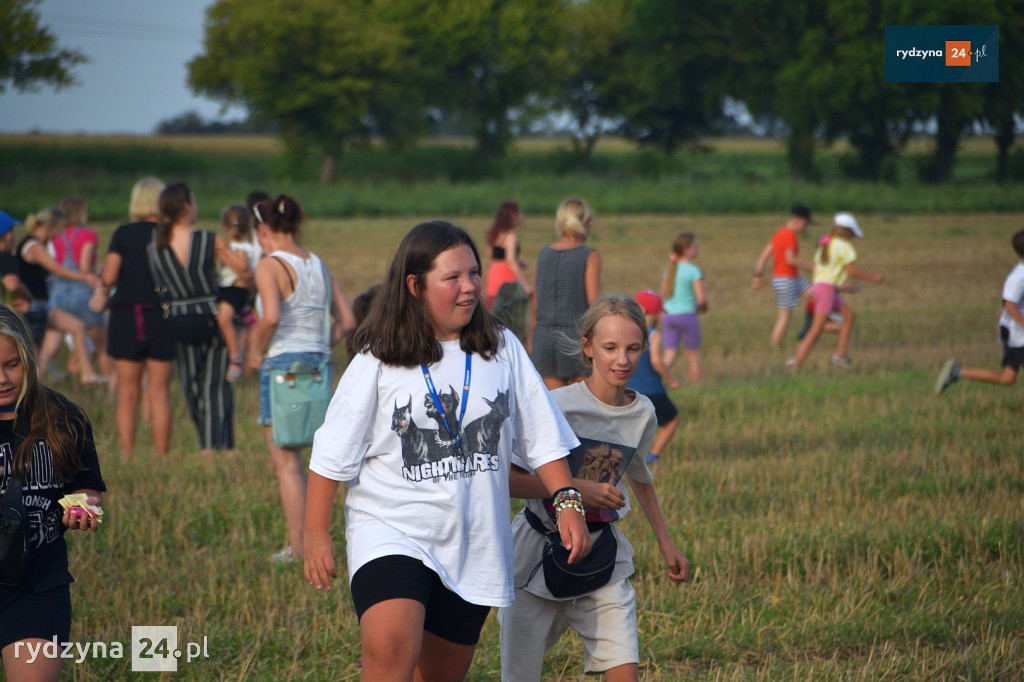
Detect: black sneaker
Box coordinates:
(935, 359, 960, 395)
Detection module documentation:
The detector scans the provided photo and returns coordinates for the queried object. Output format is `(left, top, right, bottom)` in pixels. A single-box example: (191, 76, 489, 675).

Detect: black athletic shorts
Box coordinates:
(0, 582, 71, 651)
(107, 305, 175, 361)
(999, 325, 1024, 371)
(217, 286, 248, 316)
(24, 309, 47, 346)
(647, 392, 679, 427)
(350, 555, 491, 646)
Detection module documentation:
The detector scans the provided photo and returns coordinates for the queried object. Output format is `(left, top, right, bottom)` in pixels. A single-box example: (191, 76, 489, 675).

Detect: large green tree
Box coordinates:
(720, 0, 831, 178)
(616, 0, 731, 153)
(0, 0, 86, 94)
(556, 0, 630, 165)
(985, 0, 1024, 181)
(188, 0, 408, 183)
(886, 0, 995, 182)
(382, 0, 567, 165)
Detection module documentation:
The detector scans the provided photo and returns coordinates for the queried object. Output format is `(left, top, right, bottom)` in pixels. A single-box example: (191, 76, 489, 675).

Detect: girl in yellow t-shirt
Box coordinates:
(789, 212, 884, 369)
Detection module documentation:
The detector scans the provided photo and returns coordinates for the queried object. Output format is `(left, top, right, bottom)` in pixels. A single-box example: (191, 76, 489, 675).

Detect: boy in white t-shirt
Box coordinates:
(936, 229, 1024, 394)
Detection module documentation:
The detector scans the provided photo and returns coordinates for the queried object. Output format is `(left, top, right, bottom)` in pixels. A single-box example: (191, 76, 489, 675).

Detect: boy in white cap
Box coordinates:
(936, 228, 1024, 394)
(788, 212, 884, 369)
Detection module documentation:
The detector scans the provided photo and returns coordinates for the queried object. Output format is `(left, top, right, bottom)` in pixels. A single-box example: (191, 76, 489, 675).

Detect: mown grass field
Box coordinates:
(41, 209, 1024, 680)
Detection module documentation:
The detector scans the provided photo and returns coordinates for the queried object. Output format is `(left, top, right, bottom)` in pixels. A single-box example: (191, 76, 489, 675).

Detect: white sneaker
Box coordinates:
(935, 359, 960, 395)
(785, 357, 798, 370)
(831, 354, 852, 369)
(270, 546, 295, 564)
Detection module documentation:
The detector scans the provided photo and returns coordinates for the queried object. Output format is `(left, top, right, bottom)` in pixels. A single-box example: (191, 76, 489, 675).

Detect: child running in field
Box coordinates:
(936, 229, 1024, 394)
(303, 221, 589, 681)
(216, 204, 260, 382)
(626, 290, 680, 466)
(752, 205, 815, 347)
(660, 231, 707, 387)
(794, 232, 853, 341)
(788, 212, 884, 369)
(500, 293, 688, 681)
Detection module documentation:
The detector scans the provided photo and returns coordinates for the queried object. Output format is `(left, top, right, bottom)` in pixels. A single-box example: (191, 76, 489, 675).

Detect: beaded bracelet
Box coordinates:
(552, 487, 585, 520)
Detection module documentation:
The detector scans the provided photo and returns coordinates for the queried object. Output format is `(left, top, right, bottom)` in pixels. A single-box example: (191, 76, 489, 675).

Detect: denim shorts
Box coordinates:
(258, 351, 330, 425)
(49, 280, 106, 328)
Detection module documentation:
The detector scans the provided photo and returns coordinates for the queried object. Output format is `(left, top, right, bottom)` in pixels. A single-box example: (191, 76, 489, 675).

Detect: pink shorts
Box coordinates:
(810, 282, 845, 315)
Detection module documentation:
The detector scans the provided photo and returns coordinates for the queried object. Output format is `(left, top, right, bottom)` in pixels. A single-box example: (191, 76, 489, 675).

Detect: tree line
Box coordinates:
(5, 0, 1021, 184)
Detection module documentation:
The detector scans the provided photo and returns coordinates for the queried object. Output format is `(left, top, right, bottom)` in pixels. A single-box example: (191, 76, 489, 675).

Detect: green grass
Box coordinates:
(2, 134, 1023, 221)
(39, 212, 1024, 679)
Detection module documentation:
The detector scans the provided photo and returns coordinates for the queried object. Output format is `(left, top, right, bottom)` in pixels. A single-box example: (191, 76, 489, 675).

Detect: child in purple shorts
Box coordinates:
(659, 231, 707, 386)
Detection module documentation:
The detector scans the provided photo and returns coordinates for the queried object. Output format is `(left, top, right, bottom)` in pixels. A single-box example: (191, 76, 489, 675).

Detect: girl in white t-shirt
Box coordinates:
(501, 293, 689, 682)
(789, 212, 884, 370)
(215, 204, 260, 381)
(304, 220, 591, 681)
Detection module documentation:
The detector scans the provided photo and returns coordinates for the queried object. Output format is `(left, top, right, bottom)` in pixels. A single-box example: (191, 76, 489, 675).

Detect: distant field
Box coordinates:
(0, 132, 1002, 155)
(2, 133, 1021, 221)
(54, 212, 1024, 680)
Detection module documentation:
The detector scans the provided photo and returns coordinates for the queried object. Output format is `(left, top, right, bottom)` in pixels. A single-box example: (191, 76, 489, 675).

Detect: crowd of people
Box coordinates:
(13, 183, 1010, 680)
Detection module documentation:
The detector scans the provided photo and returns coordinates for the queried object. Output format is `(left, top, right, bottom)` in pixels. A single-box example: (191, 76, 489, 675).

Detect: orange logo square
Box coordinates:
(946, 41, 971, 66)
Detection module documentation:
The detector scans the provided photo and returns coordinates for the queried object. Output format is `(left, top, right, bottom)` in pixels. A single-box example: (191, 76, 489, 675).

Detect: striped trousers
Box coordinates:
(176, 335, 234, 450)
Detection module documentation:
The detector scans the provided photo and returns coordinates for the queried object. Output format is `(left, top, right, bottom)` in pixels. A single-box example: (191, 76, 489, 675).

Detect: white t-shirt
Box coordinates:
(510, 381, 656, 600)
(309, 330, 579, 607)
(217, 238, 262, 288)
(1000, 262, 1024, 348)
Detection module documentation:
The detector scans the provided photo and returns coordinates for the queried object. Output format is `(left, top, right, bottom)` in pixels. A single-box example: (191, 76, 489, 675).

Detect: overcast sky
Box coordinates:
(0, 0, 245, 135)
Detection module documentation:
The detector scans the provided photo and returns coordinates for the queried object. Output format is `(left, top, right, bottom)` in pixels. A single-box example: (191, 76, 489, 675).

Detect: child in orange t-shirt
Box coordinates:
(752, 205, 815, 347)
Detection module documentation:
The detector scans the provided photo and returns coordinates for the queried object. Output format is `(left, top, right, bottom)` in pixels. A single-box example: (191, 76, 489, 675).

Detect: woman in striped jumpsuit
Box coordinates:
(150, 182, 240, 453)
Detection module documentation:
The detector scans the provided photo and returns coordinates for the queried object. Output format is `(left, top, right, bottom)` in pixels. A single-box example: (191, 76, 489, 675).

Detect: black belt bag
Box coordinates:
(0, 476, 27, 586)
(520, 507, 617, 598)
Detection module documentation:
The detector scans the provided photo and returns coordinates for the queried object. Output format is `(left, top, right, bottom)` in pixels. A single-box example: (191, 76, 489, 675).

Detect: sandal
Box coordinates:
(226, 359, 243, 383)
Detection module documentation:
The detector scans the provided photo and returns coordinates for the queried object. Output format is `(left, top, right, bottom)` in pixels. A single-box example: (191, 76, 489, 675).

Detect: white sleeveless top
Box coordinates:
(266, 250, 330, 357)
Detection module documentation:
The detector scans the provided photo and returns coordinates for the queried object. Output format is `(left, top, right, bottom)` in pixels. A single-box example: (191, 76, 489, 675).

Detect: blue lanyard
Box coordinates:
(421, 352, 471, 457)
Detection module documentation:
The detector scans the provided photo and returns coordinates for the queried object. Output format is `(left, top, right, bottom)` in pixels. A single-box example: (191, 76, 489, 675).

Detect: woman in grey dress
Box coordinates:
(529, 197, 602, 389)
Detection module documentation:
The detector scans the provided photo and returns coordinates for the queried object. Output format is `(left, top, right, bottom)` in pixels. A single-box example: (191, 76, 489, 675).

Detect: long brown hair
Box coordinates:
(0, 306, 90, 480)
(485, 201, 520, 247)
(818, 226, 855, 265)
(664, 231, 696, 299)
(155, 182, 193, 250)
(60, 196, 88, 226)
(351, 221, 503, 366)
